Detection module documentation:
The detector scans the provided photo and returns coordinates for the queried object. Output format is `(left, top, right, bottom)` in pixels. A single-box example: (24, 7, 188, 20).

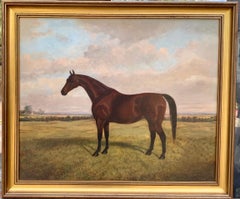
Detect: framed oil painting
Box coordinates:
(2, 1, 238, 198)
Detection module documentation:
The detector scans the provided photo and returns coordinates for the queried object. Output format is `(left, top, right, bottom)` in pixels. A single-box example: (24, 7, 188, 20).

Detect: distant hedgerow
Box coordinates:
(177, 116, 216, 122)
(20, 115, 93, 122)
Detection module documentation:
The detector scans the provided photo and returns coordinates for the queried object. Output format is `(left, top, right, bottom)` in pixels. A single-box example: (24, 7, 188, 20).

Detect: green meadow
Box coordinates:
(19, 117, 216, 182)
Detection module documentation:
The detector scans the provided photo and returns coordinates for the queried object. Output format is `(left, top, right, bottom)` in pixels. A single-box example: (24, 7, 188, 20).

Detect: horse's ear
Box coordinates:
(69, 70, 75, 75)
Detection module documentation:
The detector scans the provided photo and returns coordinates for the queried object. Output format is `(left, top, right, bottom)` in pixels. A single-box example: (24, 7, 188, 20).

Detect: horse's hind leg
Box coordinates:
(156, 127, 166, 159)
(146, 121, 156, 155)
(146, 130, 156, 155)
(102, 122, 109, 154)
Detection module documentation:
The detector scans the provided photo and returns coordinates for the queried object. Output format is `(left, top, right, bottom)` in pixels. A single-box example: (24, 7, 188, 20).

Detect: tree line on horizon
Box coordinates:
(20, 105, 216, 122)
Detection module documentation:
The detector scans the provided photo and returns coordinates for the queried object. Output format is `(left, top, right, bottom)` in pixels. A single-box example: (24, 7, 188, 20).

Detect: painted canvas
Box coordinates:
(19, 18, 219, 182)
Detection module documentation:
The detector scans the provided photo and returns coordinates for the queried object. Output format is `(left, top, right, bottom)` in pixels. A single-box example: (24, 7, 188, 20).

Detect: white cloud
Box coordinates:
(19, 18, 219, 114)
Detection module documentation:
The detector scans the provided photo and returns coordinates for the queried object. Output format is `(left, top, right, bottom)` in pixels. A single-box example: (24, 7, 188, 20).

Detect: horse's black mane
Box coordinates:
(79, 75, 113, 93)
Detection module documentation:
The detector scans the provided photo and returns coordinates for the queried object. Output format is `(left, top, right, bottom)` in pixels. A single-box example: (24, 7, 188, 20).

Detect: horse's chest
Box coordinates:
(92, 95, 116, 119)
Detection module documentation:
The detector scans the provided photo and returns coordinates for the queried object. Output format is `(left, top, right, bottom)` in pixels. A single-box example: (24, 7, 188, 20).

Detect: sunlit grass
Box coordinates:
(19, 119, 216, 182)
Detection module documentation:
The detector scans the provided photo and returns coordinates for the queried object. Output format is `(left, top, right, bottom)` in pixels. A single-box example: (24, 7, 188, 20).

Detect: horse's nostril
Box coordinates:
(61, 90, 66, 96)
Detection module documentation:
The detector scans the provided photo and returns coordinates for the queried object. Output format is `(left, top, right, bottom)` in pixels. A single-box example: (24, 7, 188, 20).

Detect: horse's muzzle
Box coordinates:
(61, 89, 67, 96)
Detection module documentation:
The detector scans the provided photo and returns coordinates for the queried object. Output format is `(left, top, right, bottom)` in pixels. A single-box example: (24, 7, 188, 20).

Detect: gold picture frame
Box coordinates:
(2, 1, 238, 198)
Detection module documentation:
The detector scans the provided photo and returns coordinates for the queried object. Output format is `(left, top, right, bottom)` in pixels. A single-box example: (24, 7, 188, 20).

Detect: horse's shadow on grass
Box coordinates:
(22, 137, 159, 157)
(82, 141, 158, 157)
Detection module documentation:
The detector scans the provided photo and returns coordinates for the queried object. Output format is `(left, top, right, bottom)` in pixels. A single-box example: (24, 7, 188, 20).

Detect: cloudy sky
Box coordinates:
(20, 18, 219, 114)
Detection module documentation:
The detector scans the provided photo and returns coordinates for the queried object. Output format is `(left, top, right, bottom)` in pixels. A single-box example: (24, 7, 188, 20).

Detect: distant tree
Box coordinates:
(24, 105, 33, 115)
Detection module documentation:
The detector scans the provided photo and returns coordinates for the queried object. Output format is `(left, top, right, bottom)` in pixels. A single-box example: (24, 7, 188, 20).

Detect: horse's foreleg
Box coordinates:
(157, 130, 166, 159)
(102, 123, 109, 154)
(92, 131, 102, 157)
(146, 130, 156, 155)
(92, 120, 104, 157)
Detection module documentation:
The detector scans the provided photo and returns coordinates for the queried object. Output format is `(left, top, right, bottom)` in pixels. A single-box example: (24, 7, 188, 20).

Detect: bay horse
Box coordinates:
(61, 70, 177, 159)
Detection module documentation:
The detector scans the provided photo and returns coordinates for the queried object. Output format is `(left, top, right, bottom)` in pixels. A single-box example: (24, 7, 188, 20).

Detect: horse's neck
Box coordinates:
(77, 75, 112, 102)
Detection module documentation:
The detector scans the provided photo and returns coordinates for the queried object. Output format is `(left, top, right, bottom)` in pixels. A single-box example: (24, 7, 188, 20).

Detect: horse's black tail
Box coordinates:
(162, 94, 177, 141)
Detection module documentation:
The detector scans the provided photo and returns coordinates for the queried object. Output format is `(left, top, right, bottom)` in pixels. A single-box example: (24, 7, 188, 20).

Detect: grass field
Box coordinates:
(19, 118, 216, 182)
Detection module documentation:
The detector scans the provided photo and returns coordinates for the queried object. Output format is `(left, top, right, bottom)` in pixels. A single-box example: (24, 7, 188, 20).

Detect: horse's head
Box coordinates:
(61, 70, 79, 96)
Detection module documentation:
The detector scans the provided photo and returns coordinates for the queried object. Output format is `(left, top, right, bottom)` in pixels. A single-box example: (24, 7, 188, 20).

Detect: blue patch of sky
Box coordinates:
(149, 26, 205, 72)
(21, 18, 214, 75)
(151, 60, 175, 73)
(21, 18, 92, 59)
(151, 28, 197, 55)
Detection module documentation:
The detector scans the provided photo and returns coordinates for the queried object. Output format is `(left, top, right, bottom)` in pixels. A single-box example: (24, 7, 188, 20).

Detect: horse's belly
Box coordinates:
(109, 104, 143, 124)
(110, 115, 143, 124)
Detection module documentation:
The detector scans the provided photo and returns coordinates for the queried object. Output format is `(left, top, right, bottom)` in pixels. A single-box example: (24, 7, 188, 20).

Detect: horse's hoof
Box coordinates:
(159, 154, 165, 159)
(145, 150, 152, 155)
(92, 152, 99, 157)
(102, 149, 108, 154)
